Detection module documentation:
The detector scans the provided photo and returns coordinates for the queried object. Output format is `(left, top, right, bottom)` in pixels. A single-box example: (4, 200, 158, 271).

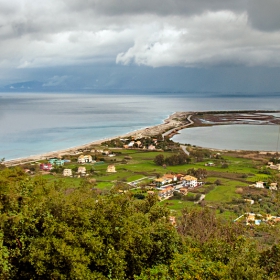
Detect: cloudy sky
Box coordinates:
(1, 0, 280, 92)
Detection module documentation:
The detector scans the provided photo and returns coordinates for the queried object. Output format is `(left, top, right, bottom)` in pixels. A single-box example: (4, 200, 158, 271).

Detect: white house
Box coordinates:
(78, 166, 86, 174)
(63, 169, 72, 177)
(182, 175, 197, 188)
(78, 155, 93, 163)
(255, 181, 264, 188)
(107, 165, 116, 173)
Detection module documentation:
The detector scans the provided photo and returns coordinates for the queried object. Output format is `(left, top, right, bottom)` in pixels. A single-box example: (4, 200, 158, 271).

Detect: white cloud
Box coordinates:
(0, 0, 279, 71)
(116, 11, 280, 67)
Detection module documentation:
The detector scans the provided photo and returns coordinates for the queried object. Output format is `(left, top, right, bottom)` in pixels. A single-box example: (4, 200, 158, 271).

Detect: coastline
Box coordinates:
(4, 109, 280, 167)
(4, 112, 189, 167)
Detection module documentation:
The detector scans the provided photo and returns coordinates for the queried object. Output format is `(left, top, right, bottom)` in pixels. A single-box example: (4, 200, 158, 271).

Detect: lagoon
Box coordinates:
(172, 124, 280, 152)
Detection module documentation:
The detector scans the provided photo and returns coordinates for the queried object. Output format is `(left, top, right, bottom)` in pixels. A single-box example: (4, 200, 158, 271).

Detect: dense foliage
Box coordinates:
(1, 167, 280, 279)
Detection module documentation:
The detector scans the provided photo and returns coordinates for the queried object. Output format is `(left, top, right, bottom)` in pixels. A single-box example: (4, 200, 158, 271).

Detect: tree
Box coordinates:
(154, 154, 165, 166)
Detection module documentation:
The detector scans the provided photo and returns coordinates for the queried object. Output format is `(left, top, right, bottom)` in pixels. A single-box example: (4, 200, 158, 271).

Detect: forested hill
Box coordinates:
(1, 167, 280, 279)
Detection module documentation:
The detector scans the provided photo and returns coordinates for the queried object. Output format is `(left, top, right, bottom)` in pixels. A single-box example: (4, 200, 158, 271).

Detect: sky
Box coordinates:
(0, 0, 280, 92)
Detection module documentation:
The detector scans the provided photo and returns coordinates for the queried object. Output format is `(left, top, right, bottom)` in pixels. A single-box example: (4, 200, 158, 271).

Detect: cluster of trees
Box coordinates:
(186, 168, 207, 179)
(154, 153, 191, 166)
(102, 135, 180, 151)
(1, 167, 280, 279)
(189, 148, 212, 162)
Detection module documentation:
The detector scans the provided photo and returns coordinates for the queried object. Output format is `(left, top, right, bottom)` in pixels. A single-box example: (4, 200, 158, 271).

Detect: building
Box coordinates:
(106, 164, 116, 173)
(48, 159, 65, 166)
(179, 187, 188, 195)
(255, 181, 264, 188)
(78, 166, 86, 174)
(78, 155, 93, 164)
(158, 186, 174, 199)
(182, 175, 197, 188)
(40, 163, 52, 171)
(63, 169, 72, 177)
(269, 183, 278, 191)
(148, 144, 156, 150)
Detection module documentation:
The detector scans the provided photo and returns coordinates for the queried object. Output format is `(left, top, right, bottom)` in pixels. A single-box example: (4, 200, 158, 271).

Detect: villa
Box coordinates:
(78, 155, 93, 164)
(182, 175, 198, 188)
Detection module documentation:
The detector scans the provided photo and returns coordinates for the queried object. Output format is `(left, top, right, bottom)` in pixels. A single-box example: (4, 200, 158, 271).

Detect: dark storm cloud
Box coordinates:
(247, 0, 280, 32)
(64, 0, 244, 16)
(0, 0, 279, 88)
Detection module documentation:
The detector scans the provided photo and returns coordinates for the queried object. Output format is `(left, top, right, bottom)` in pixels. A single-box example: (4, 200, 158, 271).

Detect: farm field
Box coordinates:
(31, 146, 280, 220)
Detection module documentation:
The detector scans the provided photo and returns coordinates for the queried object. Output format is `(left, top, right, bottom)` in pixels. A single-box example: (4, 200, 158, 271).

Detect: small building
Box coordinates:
(40, 163, 53, 171)
(169, 216, 176, 226)
(255, 181, 264, 188)
(107, 164, 116, 173)
(158, 186, 174, 199)
(269, 183, 278, 191)
(78, 166, 86, 174)
(148, 145, 156, 150)
(63, 169, 72, 177)
(179, 187, 188, 195)
(182, 175, 197, 188)
(128, 141, 135, 147)
(78, 155, 93, 164)
(147, 190, 155, 195)
(48, 158, 65, 166)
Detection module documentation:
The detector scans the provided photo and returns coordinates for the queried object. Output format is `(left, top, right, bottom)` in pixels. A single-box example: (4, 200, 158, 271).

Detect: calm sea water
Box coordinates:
(0, 92, 279, 160)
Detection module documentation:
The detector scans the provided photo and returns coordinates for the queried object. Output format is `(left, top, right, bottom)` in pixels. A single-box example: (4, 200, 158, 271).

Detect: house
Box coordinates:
(205, 162, 215, 166)
(40, 163, 53, 171)
(255, 181, 264, 188)
(169, 216, 176, 226)
(158, 186, 174, 199)
(63, 169, 72, 177)
(48, 158, 65, 166)
(147, 190, 155, 195)
(268, 163, 280, 170)
(107, 165, 116, 173)
(136, 140, 142, 147)
(148, 145, 156, 150)
(269, 183, 278, 190)
(244, 199, 254, 205)
(78, 166, 86, 174)
(179, 188, 188, 195)
(128, 141, 135, 147)
(182, 175, 197, 188)
(163, 174, 177, 182)
(78, 155, 93, 163)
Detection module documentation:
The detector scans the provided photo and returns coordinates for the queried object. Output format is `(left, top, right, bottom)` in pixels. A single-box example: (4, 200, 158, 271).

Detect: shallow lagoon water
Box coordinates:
(172, 124, 280, 152)
(0, 92, 279, 160)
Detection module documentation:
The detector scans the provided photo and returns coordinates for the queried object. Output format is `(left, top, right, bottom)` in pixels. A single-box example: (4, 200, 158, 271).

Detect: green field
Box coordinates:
(36, 147, 280, 218)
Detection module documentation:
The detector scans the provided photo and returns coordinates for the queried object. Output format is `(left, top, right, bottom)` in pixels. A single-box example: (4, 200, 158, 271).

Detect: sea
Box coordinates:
(0, 92, 279, 160)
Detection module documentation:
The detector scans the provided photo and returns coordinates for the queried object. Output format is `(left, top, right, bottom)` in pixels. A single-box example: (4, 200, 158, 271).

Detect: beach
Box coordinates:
(4, 112, 191, 167)
(4, 109, 280, 167)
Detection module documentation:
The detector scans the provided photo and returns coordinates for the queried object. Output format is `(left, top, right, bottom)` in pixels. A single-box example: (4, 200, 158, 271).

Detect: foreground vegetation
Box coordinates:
(1, 168, 280, 279)
(2, 139, 280, 279)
